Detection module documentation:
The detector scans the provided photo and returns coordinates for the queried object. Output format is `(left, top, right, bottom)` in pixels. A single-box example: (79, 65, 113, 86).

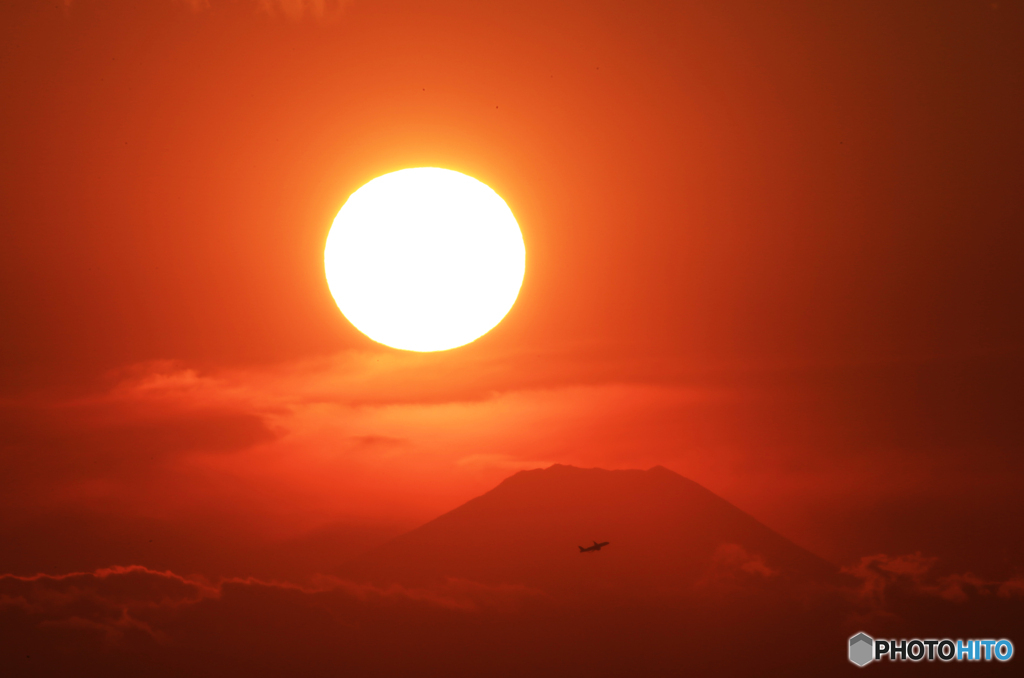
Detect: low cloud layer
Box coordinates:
(3, 553, 1022, 677)
(0, 563, 551, 676)
(842, 552, 1024, 608)
(6, 550, 1020, 635)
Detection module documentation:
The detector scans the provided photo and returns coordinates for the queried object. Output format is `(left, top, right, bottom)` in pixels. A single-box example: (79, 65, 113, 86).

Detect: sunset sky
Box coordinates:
(2, 0, 1022, 598)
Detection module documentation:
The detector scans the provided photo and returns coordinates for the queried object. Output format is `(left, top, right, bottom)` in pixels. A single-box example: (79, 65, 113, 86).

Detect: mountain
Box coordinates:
(343, 464, 835, 599)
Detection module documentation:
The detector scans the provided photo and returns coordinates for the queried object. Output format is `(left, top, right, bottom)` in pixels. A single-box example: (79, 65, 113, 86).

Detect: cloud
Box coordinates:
(711, 543, 778, 578)
(0, 564, 542, 649)
(841, 552, 1024, 608)
(60, 0, 355, 21)
(0, 566, 214, 646)
(694, 543, 779, 593)
(0, 366, 281, 511)
(0, 354, 727, 533)
(256, 0, 353, 21)
(2, 561, 1021, 677)
(0, 566, 216, 607)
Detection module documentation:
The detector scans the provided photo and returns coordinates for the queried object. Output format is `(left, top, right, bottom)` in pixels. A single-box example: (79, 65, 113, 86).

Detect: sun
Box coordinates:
(324, 168, 526, 352)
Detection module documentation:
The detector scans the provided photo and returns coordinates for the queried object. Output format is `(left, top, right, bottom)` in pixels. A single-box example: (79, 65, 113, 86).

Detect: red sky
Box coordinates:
(1, 0, 1022, 586)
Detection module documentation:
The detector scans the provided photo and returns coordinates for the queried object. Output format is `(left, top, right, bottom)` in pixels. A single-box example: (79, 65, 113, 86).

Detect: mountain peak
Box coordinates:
(344, 465, 834, 596)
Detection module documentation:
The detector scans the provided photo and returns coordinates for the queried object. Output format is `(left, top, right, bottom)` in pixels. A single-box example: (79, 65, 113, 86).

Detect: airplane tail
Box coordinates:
(578, 546, 585, 553)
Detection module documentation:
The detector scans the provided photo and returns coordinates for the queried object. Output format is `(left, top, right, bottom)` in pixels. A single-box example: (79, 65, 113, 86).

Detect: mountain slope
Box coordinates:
(343, 465, 835, 597)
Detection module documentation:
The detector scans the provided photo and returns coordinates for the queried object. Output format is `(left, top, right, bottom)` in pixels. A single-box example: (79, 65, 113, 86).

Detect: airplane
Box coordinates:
(579, 541, 610, 553)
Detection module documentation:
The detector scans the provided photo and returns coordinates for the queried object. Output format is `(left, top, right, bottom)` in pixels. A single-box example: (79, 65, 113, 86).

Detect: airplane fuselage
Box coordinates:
(579, 541, 610, 553)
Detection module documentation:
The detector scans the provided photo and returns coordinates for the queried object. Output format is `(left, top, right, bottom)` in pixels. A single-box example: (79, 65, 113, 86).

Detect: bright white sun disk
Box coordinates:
(324, 168, 526, 352)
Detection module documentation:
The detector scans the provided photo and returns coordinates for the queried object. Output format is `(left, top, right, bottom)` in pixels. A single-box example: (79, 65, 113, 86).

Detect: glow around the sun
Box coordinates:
(324, 168, 526, 352)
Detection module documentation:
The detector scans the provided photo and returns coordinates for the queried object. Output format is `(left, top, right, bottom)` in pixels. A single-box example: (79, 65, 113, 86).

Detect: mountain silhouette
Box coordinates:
(344, 465, 835, 599)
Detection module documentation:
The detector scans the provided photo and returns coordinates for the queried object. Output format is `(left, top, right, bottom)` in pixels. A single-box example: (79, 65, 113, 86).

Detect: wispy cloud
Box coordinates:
(842, 552, 1024, 608)
(0, 355, 723, 533)
(62, 0, 355, 21)
(256, 0, 354, 21)
(0, 563, 543, 645)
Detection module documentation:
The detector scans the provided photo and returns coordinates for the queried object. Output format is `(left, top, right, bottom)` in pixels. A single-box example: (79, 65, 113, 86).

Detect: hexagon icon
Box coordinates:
(849, 632, 874, 667)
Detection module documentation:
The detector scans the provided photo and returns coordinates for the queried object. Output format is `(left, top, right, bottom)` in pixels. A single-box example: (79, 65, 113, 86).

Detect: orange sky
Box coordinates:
(1, 0, 1022, 581)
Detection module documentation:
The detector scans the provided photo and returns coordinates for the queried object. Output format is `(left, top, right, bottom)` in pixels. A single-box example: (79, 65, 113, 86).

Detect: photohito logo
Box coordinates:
(849, 632, 1014, 666)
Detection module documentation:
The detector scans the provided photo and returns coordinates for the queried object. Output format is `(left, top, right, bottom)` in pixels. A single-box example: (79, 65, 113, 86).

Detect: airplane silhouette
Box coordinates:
(579, 541, 610, 553)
